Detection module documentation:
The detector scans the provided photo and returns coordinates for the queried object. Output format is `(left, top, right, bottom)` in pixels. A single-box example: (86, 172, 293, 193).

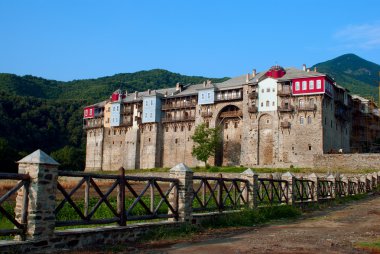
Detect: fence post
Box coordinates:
(117, 167, 126, 226)
(327, 174, 336, 199)
(340, 175, 349, 196)
(240, 168, 258, 209)
(351, 176, 359, 194)
(15, 149, 59, 240)
(169, 163, 193, 223)
(281, 172, 295, 205)
(359, 175, 366, 193)
(371, 172, 377, 190)
(308, 173, 318, 202)
(366, 174, 373, 192)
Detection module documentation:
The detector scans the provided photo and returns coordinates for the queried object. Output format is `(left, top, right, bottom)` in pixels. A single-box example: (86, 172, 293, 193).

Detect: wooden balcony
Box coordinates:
(277, 89, 292, 97)
(83, 122, 103, 130)
(277, 105, 294, 113)
(162, 101, 197, 110)
(201, 111, 213, 118)
(280, 121, 291, 128)
(219, 110, 243, 118)
(248, 106, 258, 113)
(248, 91, 258, 99)
(162, 116, 196, 123)
(297, 104, 317, 111)
(122, 107, 133, 114)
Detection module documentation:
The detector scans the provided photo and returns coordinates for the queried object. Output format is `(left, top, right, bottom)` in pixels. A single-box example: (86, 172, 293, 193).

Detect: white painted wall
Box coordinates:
(258, 78, 278, 112)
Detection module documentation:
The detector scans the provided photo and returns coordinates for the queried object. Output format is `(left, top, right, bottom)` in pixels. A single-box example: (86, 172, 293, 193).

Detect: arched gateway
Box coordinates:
(258, 114, 274, 165)
(215, 105, 242, 166)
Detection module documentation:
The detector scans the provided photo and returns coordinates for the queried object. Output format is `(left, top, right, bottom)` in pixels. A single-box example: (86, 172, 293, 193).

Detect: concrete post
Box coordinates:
(240, 168, 258, 208)
(169, 163, 193, 222)
(359, 175, 367, 193)
(340, 175, 349, 196)
(327, 174, 336, 199)
(372, 172, 377, 189)
(366, 174, 373, 191)
(281, 172, 295, 205)
(351, 176, 359, 194)
(308, 173, 318, 202)
(15, 149, 59, 240)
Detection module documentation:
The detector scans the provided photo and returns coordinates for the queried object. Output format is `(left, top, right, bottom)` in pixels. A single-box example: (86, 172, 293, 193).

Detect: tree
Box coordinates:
(191, 124, 221, 167)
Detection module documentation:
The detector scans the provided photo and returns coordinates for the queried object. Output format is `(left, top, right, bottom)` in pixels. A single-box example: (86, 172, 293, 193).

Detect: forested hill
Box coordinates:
(312, 54, 380, 100)
(0, 69, 229, 102)
(0, 70, 228, 172)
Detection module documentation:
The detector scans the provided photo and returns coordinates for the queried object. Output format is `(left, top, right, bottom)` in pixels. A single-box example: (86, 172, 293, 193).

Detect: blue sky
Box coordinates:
(1, 1, 380, 81)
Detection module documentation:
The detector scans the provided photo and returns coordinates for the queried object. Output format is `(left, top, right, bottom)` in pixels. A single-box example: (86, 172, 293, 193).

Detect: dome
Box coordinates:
(265, 65, 286, 78)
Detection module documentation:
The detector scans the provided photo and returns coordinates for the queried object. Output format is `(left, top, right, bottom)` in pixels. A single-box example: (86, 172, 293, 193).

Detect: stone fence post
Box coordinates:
(327, 174, 336, 199)
(282, 172, 295, 205)
(340, 175, 349, 196)
(308, 173, 318, 202)
(15, 149, 59, 240)
(169, 163, 193, 223)
(359, 175, 367, 193)
(366, 174, 373, 191)
(240, 169, 258, 208)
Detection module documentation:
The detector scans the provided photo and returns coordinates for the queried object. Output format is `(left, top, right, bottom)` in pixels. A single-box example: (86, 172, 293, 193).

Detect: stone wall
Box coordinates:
(313, 153, 380, 170)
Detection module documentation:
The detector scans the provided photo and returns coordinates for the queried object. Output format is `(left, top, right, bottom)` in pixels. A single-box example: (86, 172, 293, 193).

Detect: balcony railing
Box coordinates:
(201, 111, 213, 117)
(248, 106, 258, 113)
(122, 107, 133, 114)
(297, 104, 317, 111)
(248, 91, 258, 99)
(120, 118, 133, 127)
(83, 122, 103, 130)
(162, 116, 196, 123)
(277, 105, 294, 112)
(280, 121, 291, 128)
(215, 93, 242, 102)
(219, 110, 243, 118)
(162, 101, 197, 110)
(277, 89, 292, 96)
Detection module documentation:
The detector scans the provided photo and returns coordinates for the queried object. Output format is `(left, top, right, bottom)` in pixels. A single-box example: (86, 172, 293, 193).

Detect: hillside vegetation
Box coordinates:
(0, 70, 227, 172)
(312, 54, 380, 101)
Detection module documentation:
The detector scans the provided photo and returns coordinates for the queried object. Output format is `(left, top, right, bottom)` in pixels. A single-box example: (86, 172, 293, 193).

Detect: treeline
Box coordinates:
(0, 91, 86, 172)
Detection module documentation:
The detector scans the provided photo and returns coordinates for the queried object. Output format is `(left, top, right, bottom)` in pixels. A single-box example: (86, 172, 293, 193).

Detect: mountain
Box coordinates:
(0, 69, 229, 103)
(312, 54, 380, 100)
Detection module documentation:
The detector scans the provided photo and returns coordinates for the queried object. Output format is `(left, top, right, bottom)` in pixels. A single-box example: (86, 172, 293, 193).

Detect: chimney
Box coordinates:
(307, 68, 310, 72)
(246, 73, 250, 83)
(252, 69, 256, 78)
(314, 66, 317, 72)
(176, 82, 183, 92)
(302, 64, 306, 71)
(207, 80, 212, 85)
(125, 90, 128, 96)
(134, 91, 138, 99)
(148, 89, 151, 95)
(203, 81, 207, 87)
(165, 91, 168, 97)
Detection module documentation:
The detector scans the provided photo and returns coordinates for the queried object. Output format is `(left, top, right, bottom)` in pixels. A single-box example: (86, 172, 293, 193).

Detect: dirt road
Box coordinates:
(140, 195, 380, 254)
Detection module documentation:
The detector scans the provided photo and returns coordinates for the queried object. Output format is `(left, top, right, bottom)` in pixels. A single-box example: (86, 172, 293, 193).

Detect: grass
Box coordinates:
(356, 240, 380, 252)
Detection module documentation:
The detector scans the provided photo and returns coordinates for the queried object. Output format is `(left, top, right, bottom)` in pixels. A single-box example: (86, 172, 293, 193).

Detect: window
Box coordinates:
(309, 80, 314, 90)
(266, 100, 269, 107)
(266, 88, 270, 92)
(234, 122, 238, 128)
(324, 117, 327, 125)
(316, 80, 322, 89)
(261, 102, 263, 107)
(299, 99, 304, 107)
(272, 101, 275, 106)
(300, 116, 304, 124)
(261, 89, 264, 93)
(331, 120, 333, 128)
(175, 138, 178, 144)
(174, 126, 177, 132)
(308, 145, 312, 151)
(272, 88, 275, 92)
(151, 100, 153, 106)
(295, 82, 300, 91)
(181, 126, 184, 132)
(202, 94, 204, 99)
(188, 125, 191, 131)
(207, 92, 210, 98)
(148, 138, 151, 142)
(145, 113, 147, 118)
(150, 113, 152, 118)
(165, 127, 168, 132)
(224, 122, 228, 129)
(307, 116, 312, 124)
(145, 101, 148, 106)
(302, 81, 307, 90)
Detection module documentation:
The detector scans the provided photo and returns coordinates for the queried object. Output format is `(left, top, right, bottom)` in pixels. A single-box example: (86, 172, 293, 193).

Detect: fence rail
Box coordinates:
(257, 178, 288, 205)
(294, 178, 314, 202)
(192, 175, 249, 212)
(0, 173, 29, 238)
(55, 170, 179, 227)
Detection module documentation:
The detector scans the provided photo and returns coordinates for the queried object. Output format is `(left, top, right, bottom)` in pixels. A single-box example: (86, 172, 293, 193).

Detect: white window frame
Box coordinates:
(309, 80, 314, 90)
(302, 81, 307, 90)
(295, 82, 300, 91)
(316, 80, 322, 89)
